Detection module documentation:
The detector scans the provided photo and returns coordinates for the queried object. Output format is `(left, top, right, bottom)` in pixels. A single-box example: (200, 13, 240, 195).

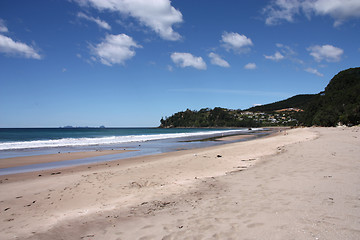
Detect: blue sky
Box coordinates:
(0, 0, 359, 127)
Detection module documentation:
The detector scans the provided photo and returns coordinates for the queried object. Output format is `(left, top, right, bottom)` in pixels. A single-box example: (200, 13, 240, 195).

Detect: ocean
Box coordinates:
(0, 128, 268, 175)
(0, 128, 255, 151)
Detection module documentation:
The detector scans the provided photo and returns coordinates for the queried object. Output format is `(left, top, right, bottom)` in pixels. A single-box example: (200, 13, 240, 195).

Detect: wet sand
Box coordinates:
(215, 134, 255, 141)
(0, 150, 133, 168)
(1, 127, 359, 240)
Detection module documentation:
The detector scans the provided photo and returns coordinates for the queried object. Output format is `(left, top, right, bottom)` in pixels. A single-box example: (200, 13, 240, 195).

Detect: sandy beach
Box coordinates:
(0, 150, 133, 169)
(0, 127, 359, 240)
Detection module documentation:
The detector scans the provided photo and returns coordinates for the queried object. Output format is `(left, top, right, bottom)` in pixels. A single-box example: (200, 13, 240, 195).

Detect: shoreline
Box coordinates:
(2, 127, 358, 239)
(0, 129, 280, 182)
(0, 128, 281, 176)
(0, 127, 312, 238)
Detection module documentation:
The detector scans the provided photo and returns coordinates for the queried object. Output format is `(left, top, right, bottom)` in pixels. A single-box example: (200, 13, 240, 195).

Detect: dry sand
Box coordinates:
(0, 127, 359, 240)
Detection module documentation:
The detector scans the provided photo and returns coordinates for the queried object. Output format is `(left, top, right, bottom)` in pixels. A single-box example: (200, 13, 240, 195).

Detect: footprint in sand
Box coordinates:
(141, 225, 154, 229)
(247, 222, 264, 228)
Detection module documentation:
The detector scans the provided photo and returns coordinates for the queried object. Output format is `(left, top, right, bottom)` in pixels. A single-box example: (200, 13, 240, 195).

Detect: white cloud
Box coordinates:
(264, 51, 284, 61)
(311, 0, 360, 26)
(90, 34, 141, 66)
(208, 52, 230, 68)
(221, 32, 253, 53)
(276, 43, 296, 56)
(77, 12, 111, 30)
(244, 63, 257, 70)
(305, 67, 324, 77)
(171, 52, 207, 70)
(263, 0, 360, 26)
(307, 44, 343, 62)
(0, 19, 8, 33)
(275, 43, 304, 64)
(263, 0, 302, 25)
(76, 0, 183, 41)
(0, 34, 41, 59)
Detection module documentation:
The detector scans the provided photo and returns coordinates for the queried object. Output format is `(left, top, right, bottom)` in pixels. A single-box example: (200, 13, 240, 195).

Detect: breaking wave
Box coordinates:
(0, 129, 255, 150)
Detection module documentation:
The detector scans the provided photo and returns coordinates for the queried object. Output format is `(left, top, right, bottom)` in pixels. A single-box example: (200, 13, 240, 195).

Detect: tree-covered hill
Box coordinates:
(160, 67, 360, 128)
(160, 108, 260, 128)
(301, 67, 360, 126)
(246, 94, 316, 112)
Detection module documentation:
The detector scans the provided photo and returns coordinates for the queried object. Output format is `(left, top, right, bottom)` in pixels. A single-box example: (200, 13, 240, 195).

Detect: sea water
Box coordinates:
(0, 128, 267, 175)
(0, 128, 257, 151)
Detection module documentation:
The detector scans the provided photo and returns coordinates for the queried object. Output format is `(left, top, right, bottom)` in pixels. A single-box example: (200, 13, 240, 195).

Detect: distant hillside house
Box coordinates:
(275, 108, 304, 113)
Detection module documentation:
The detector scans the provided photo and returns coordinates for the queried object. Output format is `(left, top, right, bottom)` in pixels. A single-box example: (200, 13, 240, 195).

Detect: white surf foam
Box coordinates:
(0, 129, 258, 150)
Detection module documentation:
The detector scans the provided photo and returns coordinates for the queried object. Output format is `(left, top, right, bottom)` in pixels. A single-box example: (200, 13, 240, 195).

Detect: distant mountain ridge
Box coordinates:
(160, 67, 360, 127)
